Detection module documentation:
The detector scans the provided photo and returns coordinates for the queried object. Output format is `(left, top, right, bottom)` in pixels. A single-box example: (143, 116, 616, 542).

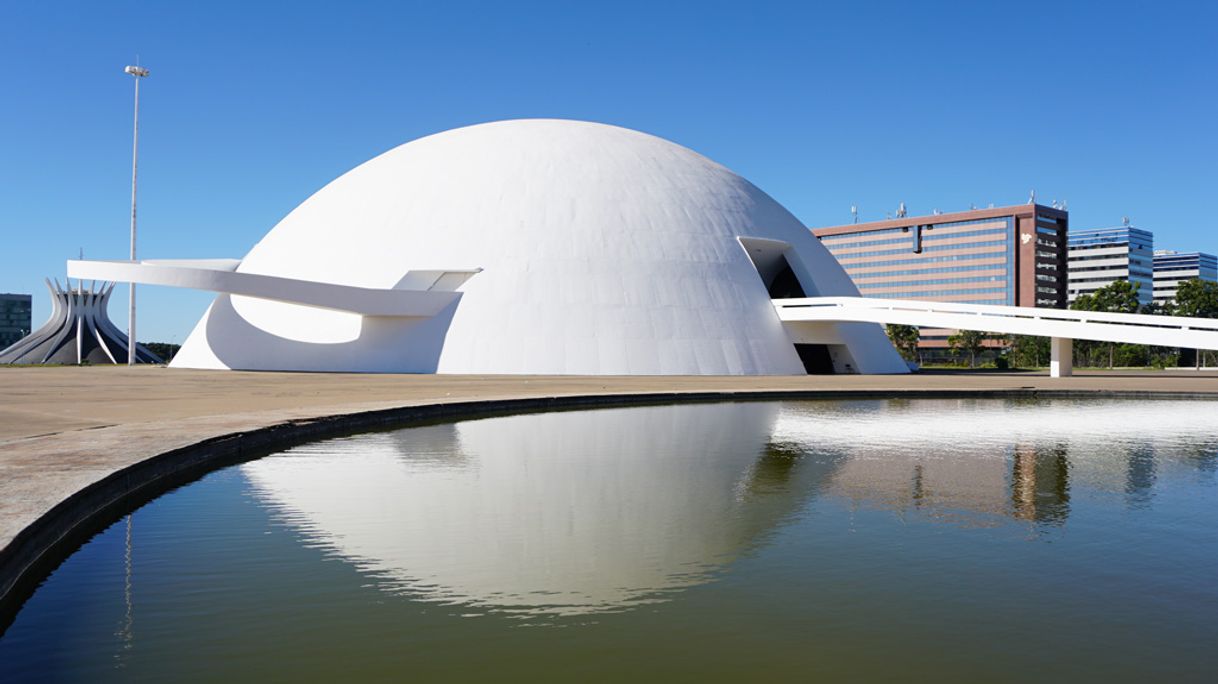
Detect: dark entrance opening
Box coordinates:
(738, 237, 837, 375)
(794, 343, 835, 374)
(767, 261, 807, 299)
(771, 258, 833, 373)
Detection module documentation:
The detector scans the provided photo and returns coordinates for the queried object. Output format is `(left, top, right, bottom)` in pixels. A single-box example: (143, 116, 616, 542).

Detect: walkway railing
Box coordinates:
(774, 296, 1218, 377)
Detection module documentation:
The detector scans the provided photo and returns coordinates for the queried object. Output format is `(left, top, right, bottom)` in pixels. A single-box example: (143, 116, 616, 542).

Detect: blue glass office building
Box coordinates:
(1153, 251, 1218, 305)
(1067, 226, 1155, 307)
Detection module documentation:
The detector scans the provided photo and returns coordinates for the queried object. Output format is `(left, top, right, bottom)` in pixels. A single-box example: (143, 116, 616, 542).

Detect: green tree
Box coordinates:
(1071, 279, 1141, 314)
(1172, 279, 1218, 369)
(1071, 280, 1143, 368)
(1008, 335, 1049, 369)
(885, 324, 920, 364)
(141, 342, 180, 363)
(948, 329, 986, 368)
(1173, 279, 1218, 317)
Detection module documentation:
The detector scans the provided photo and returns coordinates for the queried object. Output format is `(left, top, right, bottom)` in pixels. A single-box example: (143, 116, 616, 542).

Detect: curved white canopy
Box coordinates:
(67, 259, 477, 317)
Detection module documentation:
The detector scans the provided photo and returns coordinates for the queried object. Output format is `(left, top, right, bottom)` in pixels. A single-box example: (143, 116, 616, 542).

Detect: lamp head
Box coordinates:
(124, 65, 150, 77)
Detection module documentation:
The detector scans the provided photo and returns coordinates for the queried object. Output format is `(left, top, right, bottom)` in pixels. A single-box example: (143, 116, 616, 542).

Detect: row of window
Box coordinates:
(1069, 252, 1146, 261)
(1069, 243, 1154, 254)
(828, 231, 1008, 258)
(1070, 263, 1139, 272)
(845, 263, 1011, 278)
(822, 226, 909, 239)
(821, 216, 1013, 237)
(1069, 264, 1154, 276)
(1068, 227, 1152, 241)
(866, 293, 1010, 306)
(860, 286, 1009, 297)
(821, 226, 1010, 252)
(820, 235, 913, 250)
(927, 217, 1013, 230)
(837, 240, 1008, 265)
(1069, 273, 1153, 282)
(854, 274, 1007, 287)
(1154, 258, 1218, 270)
(1069, 268, 1155, 281)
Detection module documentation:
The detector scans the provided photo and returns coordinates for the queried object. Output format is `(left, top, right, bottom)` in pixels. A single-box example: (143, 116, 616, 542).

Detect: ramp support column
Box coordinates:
(1050, 337, 1073, 378)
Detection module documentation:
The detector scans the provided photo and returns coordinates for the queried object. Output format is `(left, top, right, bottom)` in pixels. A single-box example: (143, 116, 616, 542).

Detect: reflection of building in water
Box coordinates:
(772, 399, 1218, 527)
(1124, 446, 1156, 509)
(1011, 445, 1070, 525)
(822, 441, 1071, 527)
(1186, 448, 1218, 477)
(823, 447, 1015, 522)
(244, 403, 836, 617)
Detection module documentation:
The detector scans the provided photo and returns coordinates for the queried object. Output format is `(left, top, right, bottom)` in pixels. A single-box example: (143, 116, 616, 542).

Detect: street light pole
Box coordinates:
(124, 64, 149, 366)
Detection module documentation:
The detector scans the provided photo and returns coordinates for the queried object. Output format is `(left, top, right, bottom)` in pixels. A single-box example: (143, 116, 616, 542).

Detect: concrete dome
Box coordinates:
(173, 119, 905, 374)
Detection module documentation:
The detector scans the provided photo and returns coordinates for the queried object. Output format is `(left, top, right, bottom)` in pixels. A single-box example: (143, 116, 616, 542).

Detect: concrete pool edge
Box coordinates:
(4, 384, 1218, 632)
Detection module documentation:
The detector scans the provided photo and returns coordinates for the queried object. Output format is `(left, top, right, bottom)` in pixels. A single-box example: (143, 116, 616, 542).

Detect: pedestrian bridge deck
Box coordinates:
(775, 296, 1218, 377)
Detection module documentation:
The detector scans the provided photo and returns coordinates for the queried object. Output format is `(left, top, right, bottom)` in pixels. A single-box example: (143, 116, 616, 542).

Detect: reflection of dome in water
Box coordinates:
(173, 119, 905, 374)
(242, 404, 834, 615)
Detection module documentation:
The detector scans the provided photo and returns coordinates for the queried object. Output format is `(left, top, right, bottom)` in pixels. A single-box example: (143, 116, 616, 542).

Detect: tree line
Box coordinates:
(884, 278, 1218, 369)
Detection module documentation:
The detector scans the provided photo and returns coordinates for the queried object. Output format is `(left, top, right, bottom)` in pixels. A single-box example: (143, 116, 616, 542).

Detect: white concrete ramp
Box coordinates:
(776, 296, 1218, 377)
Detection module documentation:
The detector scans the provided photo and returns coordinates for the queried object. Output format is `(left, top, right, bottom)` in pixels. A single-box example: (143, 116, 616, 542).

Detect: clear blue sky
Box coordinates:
(2, 0, 1215, 343)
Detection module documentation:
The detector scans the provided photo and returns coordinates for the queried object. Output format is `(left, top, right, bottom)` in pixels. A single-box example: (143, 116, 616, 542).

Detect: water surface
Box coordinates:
(2, 398, 1217, 682)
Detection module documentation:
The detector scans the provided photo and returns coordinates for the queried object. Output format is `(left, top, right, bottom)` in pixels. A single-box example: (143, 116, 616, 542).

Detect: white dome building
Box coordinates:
(93, 119, 909, 375)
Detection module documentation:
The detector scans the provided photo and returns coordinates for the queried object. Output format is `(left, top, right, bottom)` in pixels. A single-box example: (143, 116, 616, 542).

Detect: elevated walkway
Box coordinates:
(775, 296, 1218, 377)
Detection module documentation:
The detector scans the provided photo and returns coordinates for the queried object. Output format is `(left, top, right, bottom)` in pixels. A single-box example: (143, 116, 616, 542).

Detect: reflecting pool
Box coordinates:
(3, 399, 1218, 682)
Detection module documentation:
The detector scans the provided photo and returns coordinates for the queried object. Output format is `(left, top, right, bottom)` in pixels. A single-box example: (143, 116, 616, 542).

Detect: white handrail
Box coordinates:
(775, 296, 1218, 349)
(775, 296, 1218, 331)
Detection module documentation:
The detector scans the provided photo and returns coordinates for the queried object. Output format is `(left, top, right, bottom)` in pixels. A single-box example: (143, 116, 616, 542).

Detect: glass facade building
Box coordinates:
(812, 204, 1069, 351)
(0, 293, 33, 350)
(1153, 250, 1218, 305)
(1066, 226, 1154, 308)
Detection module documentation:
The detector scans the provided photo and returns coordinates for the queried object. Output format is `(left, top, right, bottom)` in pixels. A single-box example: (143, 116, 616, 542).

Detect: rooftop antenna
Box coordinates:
(1062, 200, 1068, 211)
(970, 203, 977, 210)
(1122, 216, 1131, 226)
(850, 205, 858, 224)
(78, 247, 84, 260)
(932, 208, 941, 215)
(1028, 189, 1036, 205)
(897, 202, 907, 218)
